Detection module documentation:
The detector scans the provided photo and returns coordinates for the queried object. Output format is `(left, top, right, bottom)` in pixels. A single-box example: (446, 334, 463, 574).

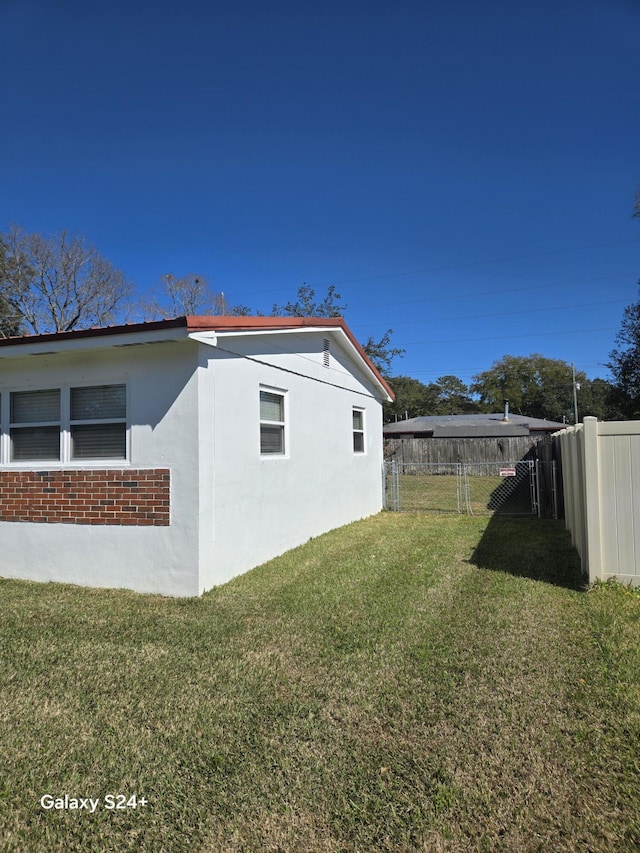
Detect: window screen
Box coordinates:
(260, 391, 284, 422)
(353, 408, 365, 453)
(71, 424, 127, 459)
(10, 389, 61, 461)
(260, 389, 285, 455)
(11, 389, 60, 423)
(70, 384, 126, 460)
(3, 384, 127, 463)
(71, 384, 126, 420)
(11, 427, 60, 461)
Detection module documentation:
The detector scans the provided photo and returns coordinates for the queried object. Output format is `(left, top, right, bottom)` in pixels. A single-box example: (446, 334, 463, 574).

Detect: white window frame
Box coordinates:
(259, 385, 288, 458)
(0, 382, 130, 467)
(352, 406, 366, 454)
(9, 388, 62, 463)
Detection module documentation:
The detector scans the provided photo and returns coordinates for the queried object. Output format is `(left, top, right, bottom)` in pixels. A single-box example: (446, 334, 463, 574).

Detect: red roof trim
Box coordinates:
(0, 317, 188, 347)
(0, 315, 394, 400)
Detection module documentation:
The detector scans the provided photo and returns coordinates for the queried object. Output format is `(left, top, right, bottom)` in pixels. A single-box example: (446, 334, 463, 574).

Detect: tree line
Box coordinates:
(2, 192, 640, 423)
(385, 360, 617, 424)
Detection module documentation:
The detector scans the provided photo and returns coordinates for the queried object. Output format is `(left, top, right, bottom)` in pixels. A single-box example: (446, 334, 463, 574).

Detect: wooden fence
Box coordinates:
(554, 417, 640, 586)
(384, 435, 545, 465)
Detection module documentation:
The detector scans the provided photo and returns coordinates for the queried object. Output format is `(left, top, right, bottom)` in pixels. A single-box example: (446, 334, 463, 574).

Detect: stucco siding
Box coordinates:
(203, 331, 385, 589)
(0, 341, 202, 596)
(0, 322, 389, 597)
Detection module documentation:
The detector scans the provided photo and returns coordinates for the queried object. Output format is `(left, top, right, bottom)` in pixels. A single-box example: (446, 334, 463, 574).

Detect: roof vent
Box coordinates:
(502, 400, 510, 422)
(323, 338, 330, 367)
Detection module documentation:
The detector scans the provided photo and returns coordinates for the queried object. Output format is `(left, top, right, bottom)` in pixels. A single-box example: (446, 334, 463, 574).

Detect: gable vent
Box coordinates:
(323, 338, 330, 367)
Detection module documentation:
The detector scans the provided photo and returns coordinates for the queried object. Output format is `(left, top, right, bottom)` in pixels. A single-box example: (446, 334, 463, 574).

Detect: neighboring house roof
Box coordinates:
(0, 315, 394, 402)
(384, 412, 565, 438)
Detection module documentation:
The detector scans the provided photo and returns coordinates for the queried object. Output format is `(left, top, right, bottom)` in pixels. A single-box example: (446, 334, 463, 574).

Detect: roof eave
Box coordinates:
(0, 316, 395, 401)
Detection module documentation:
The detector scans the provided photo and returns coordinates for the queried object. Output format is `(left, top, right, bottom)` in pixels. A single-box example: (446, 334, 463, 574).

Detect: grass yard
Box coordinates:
(394, 473, 463, 513)
(1, 514, 640, 852)
(391, 473, 533, 515)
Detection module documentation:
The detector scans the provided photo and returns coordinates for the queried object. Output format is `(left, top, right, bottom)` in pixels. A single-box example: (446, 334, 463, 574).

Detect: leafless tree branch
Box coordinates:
(0, 226, 134, 334)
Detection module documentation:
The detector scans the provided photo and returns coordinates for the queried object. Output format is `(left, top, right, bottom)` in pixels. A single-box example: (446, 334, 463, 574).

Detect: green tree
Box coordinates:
(384, 374, 479, 421)
(272, 284, 404, 377)
(272, 283, 346, 317)
(471, 354, 586, 422)
(607, 283, 640, 418)
(433, 375, 479, 414)
(384, 376, 440, 421)
(604, 187, 640, 417)
(579, 377, 618, 421)
(360, 329, 405, 377)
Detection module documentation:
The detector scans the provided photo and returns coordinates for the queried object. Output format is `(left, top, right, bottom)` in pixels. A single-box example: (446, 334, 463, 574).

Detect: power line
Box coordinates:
(402, 326, 618, 346)
(407, 368, 610, 384)
(245, 239, 639, 297)
(310, 240, 639, 288)
(211, 343, 382, 399)
(367, 297, 627, 329)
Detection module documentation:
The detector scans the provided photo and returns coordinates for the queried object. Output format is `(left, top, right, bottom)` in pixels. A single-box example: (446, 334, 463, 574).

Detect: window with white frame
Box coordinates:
(3, 384, 127, 464)
(352, 407, 365, 453)
(11, 389, 61, 461)
(70, 384, 127, 459)
(260, 387, 286, 455)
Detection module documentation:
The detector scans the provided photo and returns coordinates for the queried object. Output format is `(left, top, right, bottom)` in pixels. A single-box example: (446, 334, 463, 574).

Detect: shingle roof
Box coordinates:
(384, 412, 565, 438)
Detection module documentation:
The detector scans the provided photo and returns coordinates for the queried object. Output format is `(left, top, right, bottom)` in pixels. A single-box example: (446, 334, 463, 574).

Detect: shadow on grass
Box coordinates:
(469, 514, 586, 591)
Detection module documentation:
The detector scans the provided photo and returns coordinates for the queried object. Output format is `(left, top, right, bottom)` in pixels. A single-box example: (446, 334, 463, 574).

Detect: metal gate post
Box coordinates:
(528, 460, 538, 516)
(534, 459, 541, 517)
(391, 460, 400, 511)
(382, 462, 388, 510)
(463, 464, 472, 514)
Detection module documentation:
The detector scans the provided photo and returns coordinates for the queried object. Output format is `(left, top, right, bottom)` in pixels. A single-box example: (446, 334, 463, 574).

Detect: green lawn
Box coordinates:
(393, 473, 533, 515)
(1, 514, 639, 852)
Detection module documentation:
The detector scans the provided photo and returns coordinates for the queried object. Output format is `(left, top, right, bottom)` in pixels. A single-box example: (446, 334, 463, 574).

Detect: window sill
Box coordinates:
(0, 460, 131, 470)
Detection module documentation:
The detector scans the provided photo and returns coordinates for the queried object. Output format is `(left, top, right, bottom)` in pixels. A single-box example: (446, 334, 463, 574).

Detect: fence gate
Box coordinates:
(384, 460, 547, 516)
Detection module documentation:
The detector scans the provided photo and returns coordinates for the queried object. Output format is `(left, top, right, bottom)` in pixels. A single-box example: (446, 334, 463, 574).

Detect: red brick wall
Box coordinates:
(0, 469, 170, 526)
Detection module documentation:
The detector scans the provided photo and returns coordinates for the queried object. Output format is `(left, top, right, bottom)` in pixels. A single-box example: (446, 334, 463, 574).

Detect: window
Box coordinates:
(353, 407, 365, 453)
(70, 385, 127, 459)
(260, 388, 286, 455)
(11, 389, 61, 461)
(2, 384, 127, 464)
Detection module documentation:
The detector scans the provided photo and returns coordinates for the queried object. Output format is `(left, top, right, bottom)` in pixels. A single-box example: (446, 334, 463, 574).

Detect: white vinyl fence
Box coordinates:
(555, 416, 640, 586)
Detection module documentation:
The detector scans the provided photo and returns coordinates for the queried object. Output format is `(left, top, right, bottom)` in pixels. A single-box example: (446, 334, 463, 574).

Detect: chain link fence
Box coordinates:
(384, 460, 558, 517)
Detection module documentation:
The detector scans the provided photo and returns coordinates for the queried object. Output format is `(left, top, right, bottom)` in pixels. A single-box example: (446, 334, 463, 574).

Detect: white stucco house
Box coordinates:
(0, 316, 393, 596)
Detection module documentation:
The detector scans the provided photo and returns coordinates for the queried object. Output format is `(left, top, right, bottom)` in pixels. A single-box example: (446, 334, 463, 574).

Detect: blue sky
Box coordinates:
(1, 0, 639, 385)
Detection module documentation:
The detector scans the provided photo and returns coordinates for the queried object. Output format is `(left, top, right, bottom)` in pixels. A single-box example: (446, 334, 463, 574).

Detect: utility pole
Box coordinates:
(572, 362, 580, 424)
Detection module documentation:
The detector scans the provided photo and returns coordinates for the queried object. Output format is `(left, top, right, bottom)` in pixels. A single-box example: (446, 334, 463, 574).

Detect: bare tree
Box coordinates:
(0, 226, 134, 334)
(0, 237, 24, 336)
(142, 273, 252, 318)
(145, 273, 226, 317)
